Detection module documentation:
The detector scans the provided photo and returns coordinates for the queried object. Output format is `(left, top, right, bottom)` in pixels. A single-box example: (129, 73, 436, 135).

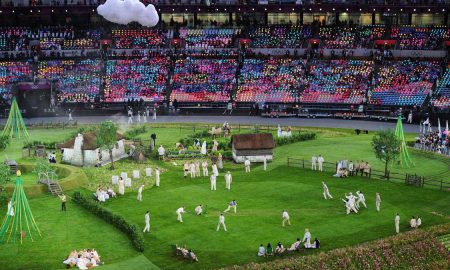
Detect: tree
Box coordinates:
(96, 121, 118, 170)
(372, 130, 401, 178)
(0, 163, 11, 187)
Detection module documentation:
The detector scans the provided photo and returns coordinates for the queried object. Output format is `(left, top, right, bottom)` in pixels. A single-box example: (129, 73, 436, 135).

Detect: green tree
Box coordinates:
(96, 121, 119, 169)
(372, 130, 401, 178)
(0, 163, 11, 186)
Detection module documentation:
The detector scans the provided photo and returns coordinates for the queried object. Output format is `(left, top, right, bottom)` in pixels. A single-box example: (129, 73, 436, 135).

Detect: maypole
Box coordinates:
(2, 97, 30, 143)
(0, 171, 41, 244)
(394, 116, 414, 168)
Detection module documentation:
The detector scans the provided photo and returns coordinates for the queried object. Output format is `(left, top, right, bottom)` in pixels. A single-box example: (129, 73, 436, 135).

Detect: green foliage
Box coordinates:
(0, 136, 10, 150)
(0, 163, 11, 186)
(33, 158, 56, 176)
(124, 126, 148, 140)
(97, 121, 119, 151)
(274, 132, 317, 146)
(24, 140, 59, 149)
(72, 191, 145, 252)
(372, 130, 401, 177)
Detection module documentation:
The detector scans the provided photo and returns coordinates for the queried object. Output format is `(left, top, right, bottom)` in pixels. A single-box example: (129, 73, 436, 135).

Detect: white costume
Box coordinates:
(176, 207, 185, 222)
(303, 230, 312, 248)
(202, 161, 209, 176)
(201, 141, 207, 155)
(224, 200, 237, 213)
(137, 185, 144, 201)
(410, 218, 417, 228)
(195, 205, 203, 215)
(189, 163, 196, 178)
(225, 172, 232, 190)
(344, 193, 358, 214)
(282, 210, 290, 227)
(143, 212, 150, 232)
(210, 174, 217, 190)
(152, 108, 156, 120)
(263, 156, 267, 171)
(322, 182, 333, 199)
(317, 155, 324, 171)
(212, 163, 219, 176)
(244, 159, 251, 173)
(127, 109, 133, 124)
(7, 201, 14, 216)
(195, 161, 201, 177)
(155, 169, 160, 187)
(118, 179, 125, 195)
(311, 155, 318, 170)
(376, 193, 381, 212)
(158, 146, 165, 159)
(395, 214, 400, 233)
(217, 214, 227, 231)
(408, 112, 412, 123)
(417, 218, 422, 227)
(356, 191, 367, 208)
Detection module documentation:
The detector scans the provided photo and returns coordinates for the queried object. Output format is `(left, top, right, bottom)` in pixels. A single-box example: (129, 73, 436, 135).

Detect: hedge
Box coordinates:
(124, 126, 148, 140)
(274, 132, 317, 146)
(72, 191, 145, 252)
(220, 223, 450, 270)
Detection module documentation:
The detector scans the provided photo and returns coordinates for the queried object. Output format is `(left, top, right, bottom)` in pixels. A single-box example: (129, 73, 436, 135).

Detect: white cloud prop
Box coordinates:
(97, 0, 159, 27)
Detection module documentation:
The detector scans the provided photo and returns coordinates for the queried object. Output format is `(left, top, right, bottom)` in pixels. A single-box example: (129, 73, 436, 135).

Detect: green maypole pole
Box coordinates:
(2, 97, 30, 143)
(0, 170, 41, 244)
(394, 116, 414, 168)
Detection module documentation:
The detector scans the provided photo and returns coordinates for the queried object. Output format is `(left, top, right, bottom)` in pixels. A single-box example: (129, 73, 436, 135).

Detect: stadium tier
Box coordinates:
(432, 68, 450, 109)
(105, 57, 169, 102)
(236, 58, 306, 103)
(179, 28, 241, 49)
(370, 60, 441, 106)
(38, 59, 102, 102)
(170, 58, 237, 102)
(248, 25, 311, 48)
(0, 61, 33, 100)
(301, 60, 374, 104)
(111, 28, 170, 49)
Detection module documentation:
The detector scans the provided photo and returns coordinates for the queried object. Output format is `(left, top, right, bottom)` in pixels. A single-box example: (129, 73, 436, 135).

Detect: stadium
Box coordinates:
(0, 0, 449, 269)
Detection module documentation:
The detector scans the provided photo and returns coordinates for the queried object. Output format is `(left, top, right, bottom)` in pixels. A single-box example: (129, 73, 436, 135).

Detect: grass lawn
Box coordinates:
(0, 124, 448, 269)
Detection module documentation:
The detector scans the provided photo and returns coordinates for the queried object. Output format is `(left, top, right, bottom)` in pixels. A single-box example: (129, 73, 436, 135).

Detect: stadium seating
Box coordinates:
(370, 60, 440, 106)
(432, 68, 450, 109)
(179, 28, 241, 49)
(38, 59, 102, 102)
(248, 25, 311, 48)
(319, 27, 357, 49)
(300, 60, 374, 104)
(0, 61, 33, 100)
(105, 57, 170, 102)
(393, 27, 446, 50)
(236, 58, 306, 103)
(111, 29, 169, 49)
(0, 27, 30, 51)
(170, 58, 237, 102)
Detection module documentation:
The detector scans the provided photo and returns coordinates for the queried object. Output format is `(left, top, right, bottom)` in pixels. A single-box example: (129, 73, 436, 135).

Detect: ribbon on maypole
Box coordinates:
(1, 97, 30, 143)
(394, 117, 414, 168)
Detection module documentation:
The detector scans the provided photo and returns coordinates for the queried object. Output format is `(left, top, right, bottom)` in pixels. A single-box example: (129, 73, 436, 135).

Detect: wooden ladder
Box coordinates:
(48, 181, 64, 196)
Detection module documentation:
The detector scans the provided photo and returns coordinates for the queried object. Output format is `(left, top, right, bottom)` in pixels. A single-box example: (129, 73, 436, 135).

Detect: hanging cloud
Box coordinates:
(97, 0, 159, 27)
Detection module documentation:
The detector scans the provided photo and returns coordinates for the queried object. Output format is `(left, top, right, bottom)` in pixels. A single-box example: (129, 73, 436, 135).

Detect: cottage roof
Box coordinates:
(232, 133, 275, 150)
(58, 132, 124, 150)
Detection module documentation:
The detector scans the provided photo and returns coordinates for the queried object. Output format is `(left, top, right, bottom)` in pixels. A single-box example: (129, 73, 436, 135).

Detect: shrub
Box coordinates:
(33, 158, 56, 176)
(124, 126, 147, 140)
(0, 136, 9, 150)
(274, 132, 316, 146)
(72, 191, 145, 252)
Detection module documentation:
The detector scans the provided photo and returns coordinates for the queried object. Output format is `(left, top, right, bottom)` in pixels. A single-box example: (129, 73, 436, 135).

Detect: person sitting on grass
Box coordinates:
(275, 242, 286, 255)
(106, 186, 116, 198)
(266, 243, 274, 256)
(312, 238, 320, 249)
(188, 250, 198, 262)
(257, 244, 265, 257)
(410, 216, 417, 229)
(287, 238, 302, 251)
(417, 216, 422, 227)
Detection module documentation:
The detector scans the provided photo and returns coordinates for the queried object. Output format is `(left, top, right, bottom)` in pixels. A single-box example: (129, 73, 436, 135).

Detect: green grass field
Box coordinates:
(0, 124, 449, 270)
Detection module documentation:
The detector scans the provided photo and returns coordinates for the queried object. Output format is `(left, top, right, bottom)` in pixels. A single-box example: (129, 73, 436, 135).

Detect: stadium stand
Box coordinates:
(248, 25, 311, 48)
(179, 28, 241, 49)
(432, 67, 450, 109)
(0, 61, 33, 100)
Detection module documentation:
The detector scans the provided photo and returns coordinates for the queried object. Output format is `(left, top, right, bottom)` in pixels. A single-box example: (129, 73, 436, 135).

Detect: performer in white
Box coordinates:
(118, 177, 125, 195)
(7, 199, 14, 216)
(282, 210, 290, 227)
(277, 125, 282, 138)
(343, 193, 358, 214)
(317, 155, 325, 171)
(68, 108, 74, 122)
(212, 140, 219, 152)
(212, 163, 219, 176)
(143, 211, 151, 233)
(183, 162, 189, 178)
(189, 162, 196, 178)
(375, 193, 381, 212)
(217, 213, 227, 231)
(244, 158, 251, 173)
(201, 141, 207, 155)
(155, 168, 160, 187)
(407, 111, 413, 123)
(202, 160, 209, 176)
(143, 109, 147, 122)
(322, 182, 333, 199)
(303, 229, 312, 248)
(195, 204, 203, 215)
(395, 213, 400, 233)
(127, 108, 133, 124)
(176, 207, 186, 222)
(225, 171, 232, 190)
(137, 184, 144, 201)
(157, 145, 165, 160)
(210, 174, 217, 190)
(195, 160, 201, 177)
(152, 106, 157, 120)
(137, 111, 141, 122)
(311, 155, 318, 170)
(263, 156, 267, 171)
(356, 191, 367, 208)
(224, 200, 237, 213)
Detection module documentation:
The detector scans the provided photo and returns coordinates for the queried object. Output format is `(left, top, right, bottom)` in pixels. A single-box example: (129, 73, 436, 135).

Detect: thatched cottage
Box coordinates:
(59, 132, 127, 167)
(231, 133, 275, 163)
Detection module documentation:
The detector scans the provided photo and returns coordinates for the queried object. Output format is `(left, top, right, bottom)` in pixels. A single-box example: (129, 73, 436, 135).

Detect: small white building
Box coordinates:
(231, 133, 275, 163)
(59, 132, 127, 167)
